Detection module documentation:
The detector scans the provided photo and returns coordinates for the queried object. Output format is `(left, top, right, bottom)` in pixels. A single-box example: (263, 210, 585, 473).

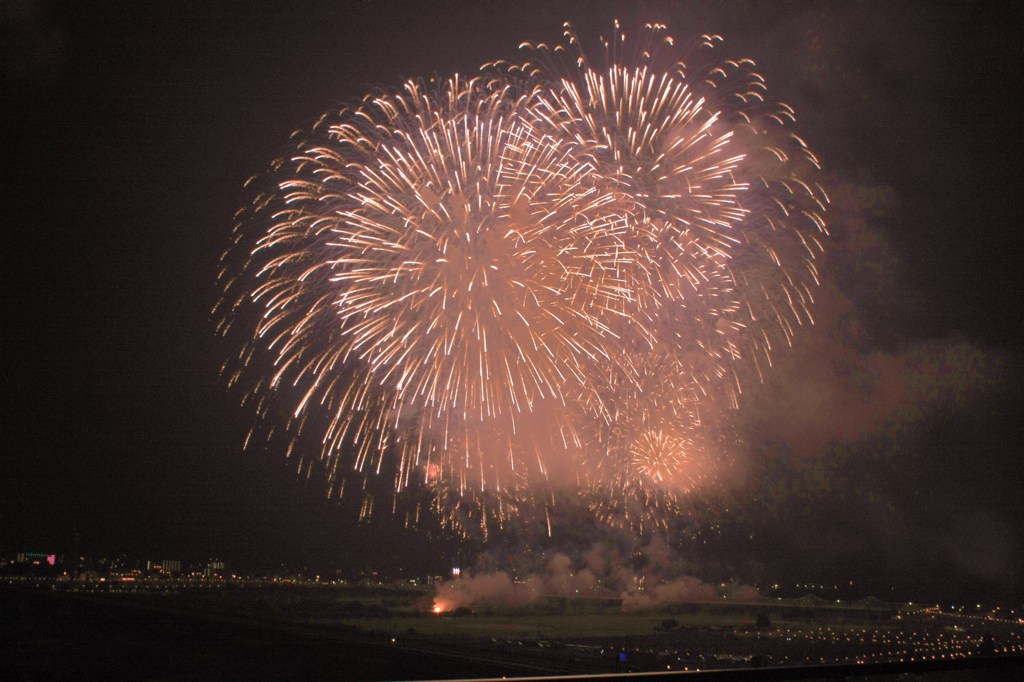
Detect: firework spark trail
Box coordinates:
(477, 21, 827, 530)
(217, 22, 828, 534)
(512, 22, 828, 400)
(574, 349, 726, 533)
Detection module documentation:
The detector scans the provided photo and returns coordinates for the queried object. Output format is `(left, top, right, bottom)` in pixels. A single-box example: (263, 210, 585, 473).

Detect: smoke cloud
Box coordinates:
(434, 537, 758, 612)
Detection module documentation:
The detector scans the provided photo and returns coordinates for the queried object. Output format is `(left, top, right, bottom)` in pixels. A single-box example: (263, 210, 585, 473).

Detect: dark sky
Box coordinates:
(4, 1, 1022, 595)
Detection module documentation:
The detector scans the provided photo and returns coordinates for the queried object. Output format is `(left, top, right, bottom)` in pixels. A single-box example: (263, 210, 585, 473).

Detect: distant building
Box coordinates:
(15, 552, 56, 566)
(204, 559, 225, 577)
(162, 559, 182, 574)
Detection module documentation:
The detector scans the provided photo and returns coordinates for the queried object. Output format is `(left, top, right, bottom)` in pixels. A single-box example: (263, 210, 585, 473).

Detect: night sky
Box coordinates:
(4, 1, 1022, 599)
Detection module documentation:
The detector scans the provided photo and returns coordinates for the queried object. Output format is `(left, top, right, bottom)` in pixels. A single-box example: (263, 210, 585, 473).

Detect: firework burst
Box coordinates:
(512, 22, 828, 399)
(217, 22, 828, 535)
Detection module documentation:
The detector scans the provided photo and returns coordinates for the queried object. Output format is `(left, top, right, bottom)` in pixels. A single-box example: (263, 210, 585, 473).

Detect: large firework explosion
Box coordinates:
(216, 22, 828, 535)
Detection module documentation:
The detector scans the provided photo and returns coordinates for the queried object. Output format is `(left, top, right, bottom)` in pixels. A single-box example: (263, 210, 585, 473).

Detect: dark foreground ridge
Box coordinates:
(4, 585, 1022, 680)
(2, 588, 541, 680)
(456, 655, 1024, 681)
